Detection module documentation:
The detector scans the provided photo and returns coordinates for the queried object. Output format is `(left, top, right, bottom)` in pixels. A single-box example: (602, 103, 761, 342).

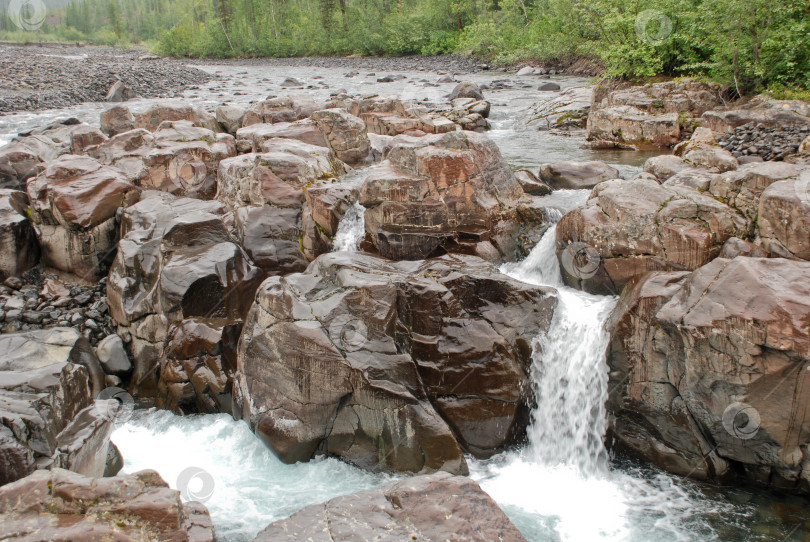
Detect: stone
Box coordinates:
(156, 317, 242, 414)
(99, 105, 135, 137)
(556, 177, 749, 294)
(69, 125, 107, 155)
(702, 104, 810, 133)
(133, 103, 207, 132)
(608, 257, 810, 491)
(587, 106, 680, 149)
(311, 108, 373, 165)
(718, 237, 768, 259)
(0, 468, 215, 541)
(0, 189, 39, 279)
(242, 95, 319, 127)
(254, 472, 527, 542)
(233, 252, 556, 473)
(216, 104, 246, 135)
(448, 81, 484, 101)
(236, 120, 328, 151)
(643, 154, 691, 181)
(519, 86, 592, 131)
(708, 162, 805, 221)
(107, 191, 264, 397)
(673, 129, 739, 173)
(280, 77, 305, 87)
(757, 174, 810, 260)
(514, 169, 552, 196)
(52, 404, 114, 478)
(0, 327, 104, 485)
(537, 82, 561, 91)
(105, 80, 136, 102)
(360, 131, 527, 261)
(539, 160, 619, 190)
(0, 134, 65, 190)
(26, 155, 139, 279)
(96, 334, 131, 375)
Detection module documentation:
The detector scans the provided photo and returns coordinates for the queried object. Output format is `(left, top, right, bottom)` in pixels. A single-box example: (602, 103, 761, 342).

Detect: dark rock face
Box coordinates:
(234, 252, 556, 474)
(253, 472, 527, 542)
(514, 170, 552, 196)
(607, 257, 810, 491)
(0, 468, 215, 541)
(556, 177, 748, 294)
(0, 189, 39, 279)
(359, 131, 529, 261)
(0, 129, 72, 190)
(107, 191, 263, 397)
(27, 155, 140, 279)
(0, 328, 103, 486)
(156, 317, 243, 414)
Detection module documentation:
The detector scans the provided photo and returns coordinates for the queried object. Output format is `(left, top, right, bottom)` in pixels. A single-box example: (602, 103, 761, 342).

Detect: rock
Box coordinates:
(96, 334, 131, 375)
(519, 86, 592, 131)
(587, 106, 680, 149)
(216, 104, 246, 135)
(133, 103, 208, 132)
(673, 128, 738, 173)
(0, 189, 39, 279)
(69, 125, 107, 154)
(107, 191, 264, 396)
(757, 175, 810, 259)
(539, 160, 619, 190)
(537, 82, 561, 91)
(608, 257, 810, 491)
(359, 131, 528, 261)
(301, 182, 358, 260)
(253, 472, 527, 542)
(105, 80, 136, 102)
(0, 134, 65, 190)
(26, 155, 139, 279)
(702, 104, 810, 133)
(242, 96, 319, 127)
(643, 154, 692, 181)
(0, 468, 215, 541)
(0, 327, 103, 485)
(709, 162, 805, 221)
(594, 81, 723, 116)
(514, 169, 552, 196)
(516, 66, 536, 76)
(437, 75, 456, 84)
(311, 108, 373, 165)
(236, 120, 328, 151)
(448, 81, 484, 101)
(52, 404, 115, 478)
(99, 105, 135, 137)
(280, 77, 305, 87)
(718, 236, 768, 259)
(234, 252, 556, 473)
(156, 318, 242, 414)
(556, 177, 749, 294)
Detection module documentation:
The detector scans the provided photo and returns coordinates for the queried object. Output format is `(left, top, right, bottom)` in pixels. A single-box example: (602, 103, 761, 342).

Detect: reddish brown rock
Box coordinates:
(254, 472, 527, 542)
(27, 155, 139, 279)
(311, 108, 373, 165)
(100, 105, 135, 136)
(236, 120, 328, 151)
(234, 251, 556, 473)
(0, 468, 215, 541)
(756, 174, 810, 259)
(538, 160, 619, 190)
(0, 189, 39, 279)
(242, 95, 319, 127)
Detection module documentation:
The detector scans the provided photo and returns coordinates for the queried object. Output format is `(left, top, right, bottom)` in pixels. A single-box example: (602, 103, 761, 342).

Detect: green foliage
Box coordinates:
(0, 0, 807, 93)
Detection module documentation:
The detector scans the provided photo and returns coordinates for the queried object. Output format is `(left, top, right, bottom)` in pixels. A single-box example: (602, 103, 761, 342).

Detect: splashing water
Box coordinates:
(332, 201, 366, 252)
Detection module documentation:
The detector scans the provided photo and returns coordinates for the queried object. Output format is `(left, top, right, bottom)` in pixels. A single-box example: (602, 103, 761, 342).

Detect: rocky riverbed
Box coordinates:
(1, 55, 810, 541)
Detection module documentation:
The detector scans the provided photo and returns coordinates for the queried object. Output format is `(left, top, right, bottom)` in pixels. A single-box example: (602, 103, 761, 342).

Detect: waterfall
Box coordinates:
(332, 202, 366, 252)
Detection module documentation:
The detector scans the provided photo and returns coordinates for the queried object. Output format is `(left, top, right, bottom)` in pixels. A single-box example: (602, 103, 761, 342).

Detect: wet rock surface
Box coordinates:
(253, 472, 528, 542)
(234, 251, 556, 474)
(0, 468, 215, 541)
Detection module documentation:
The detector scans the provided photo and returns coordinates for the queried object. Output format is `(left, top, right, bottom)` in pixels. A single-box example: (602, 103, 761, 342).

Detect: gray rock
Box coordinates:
(96, 335, 131, 375)
(448, 81, 484, 101)
(105, 80, 136, 102)
(539, 160, 620, 189)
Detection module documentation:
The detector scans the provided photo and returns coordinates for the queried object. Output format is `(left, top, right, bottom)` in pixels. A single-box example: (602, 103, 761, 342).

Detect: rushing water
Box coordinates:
(6, 54, 808, 541)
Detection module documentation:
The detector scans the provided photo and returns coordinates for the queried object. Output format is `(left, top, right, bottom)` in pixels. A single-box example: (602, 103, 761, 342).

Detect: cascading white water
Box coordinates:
(332, 201, 366, 252)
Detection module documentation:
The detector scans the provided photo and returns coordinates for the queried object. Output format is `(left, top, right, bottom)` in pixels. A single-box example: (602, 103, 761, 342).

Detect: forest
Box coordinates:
(1, 0, 808, 95)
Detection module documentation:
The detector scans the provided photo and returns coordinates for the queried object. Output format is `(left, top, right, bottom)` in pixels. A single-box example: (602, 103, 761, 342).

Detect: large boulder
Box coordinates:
(702, 101, 810, 133)
(756, 173, 810, 259)
(26, 155, 139, 279)
(311, 108, 373, 165)
(241, 95, 320, 127)
(518, 86, 592, 131)
(672, 127, 738, 173)
(253, 472, 527, 542)
(587, 106, 680, 149)
(448, 81, 484, 101)
(133, 103, 217, 133)
(217, 141, 349, 274)
(100, 105, 135, 137)
(709, 161, 805, 222)
(538, 160, 619, 190)
(0, 328, 104, 486)
(359, 131, 528, 261)
(216, 104, 246, 135)
(0, 189, 39, 279)
(0, 133, 67, 190)
(593, 81, 723, 117)
(233, 252, 556, 474)
(556, 177, 748, 294)
(607, 257, 810, 491)
(236, 120, 328, 151)
(107, 191, 264, 397)
(0, 468, 215, 541)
